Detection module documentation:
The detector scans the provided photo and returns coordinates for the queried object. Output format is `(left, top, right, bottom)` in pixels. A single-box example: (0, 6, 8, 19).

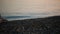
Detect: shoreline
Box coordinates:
(1, 15, 57, 21)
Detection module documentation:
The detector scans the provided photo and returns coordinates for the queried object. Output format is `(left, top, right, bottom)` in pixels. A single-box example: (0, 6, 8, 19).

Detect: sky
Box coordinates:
(1, 0, 60, 16)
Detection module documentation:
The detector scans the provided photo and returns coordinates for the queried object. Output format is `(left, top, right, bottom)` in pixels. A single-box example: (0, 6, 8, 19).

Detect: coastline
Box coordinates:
(1, 15, 56, 21)
(0, 16, 60, 34)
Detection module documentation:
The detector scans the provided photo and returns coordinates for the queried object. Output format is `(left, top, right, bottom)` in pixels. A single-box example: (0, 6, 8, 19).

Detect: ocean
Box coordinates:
(2, 15, 54, 21)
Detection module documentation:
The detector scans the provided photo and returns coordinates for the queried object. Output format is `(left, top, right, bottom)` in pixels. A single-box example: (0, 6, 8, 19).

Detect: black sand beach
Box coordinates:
(0, 16, 60, 34)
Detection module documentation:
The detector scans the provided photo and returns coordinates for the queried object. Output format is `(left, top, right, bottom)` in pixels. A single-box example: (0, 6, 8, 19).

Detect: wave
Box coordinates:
(2, 15, 54, 21)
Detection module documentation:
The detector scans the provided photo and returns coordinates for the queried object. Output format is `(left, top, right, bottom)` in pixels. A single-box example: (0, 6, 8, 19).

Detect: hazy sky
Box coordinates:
(1, 0, 60, 16)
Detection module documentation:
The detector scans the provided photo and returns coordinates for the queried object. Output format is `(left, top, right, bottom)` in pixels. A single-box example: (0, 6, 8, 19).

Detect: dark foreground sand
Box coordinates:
(0, 16, 60, 34)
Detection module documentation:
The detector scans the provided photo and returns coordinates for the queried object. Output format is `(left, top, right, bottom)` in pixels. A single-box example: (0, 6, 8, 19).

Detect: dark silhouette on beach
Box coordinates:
(0, 16, 60, 34)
